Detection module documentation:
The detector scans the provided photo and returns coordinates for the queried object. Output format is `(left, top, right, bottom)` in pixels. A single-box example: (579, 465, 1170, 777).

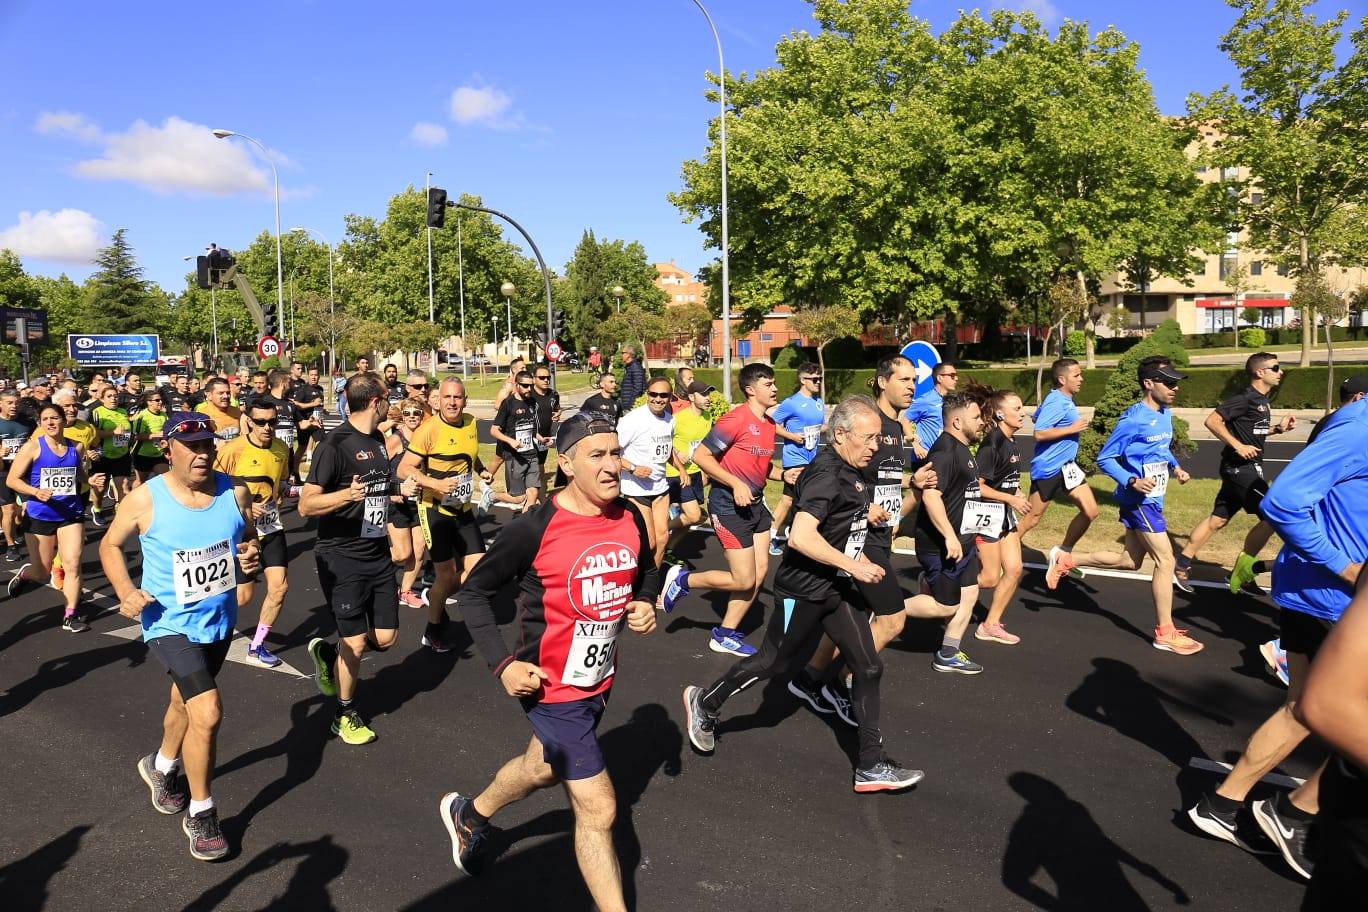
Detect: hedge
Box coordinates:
(666, 365, 1361, 410)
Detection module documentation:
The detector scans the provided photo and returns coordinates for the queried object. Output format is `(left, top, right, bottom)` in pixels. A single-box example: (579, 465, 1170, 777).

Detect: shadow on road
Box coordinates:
(181, 834, 349, 911)
(0, 639, 146, 719)
(0, 824, 90, 912)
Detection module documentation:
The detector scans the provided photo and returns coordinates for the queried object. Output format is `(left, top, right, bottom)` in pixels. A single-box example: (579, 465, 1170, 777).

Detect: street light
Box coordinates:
(211, 129, 285, 339)
(612, 285, 625, 314)
(501, 281, 515, 360)
(291, 226, 336, 374)
(691, 0, 731, 399)
(182, 253, 219, 367)
(491, 315, 499, 366)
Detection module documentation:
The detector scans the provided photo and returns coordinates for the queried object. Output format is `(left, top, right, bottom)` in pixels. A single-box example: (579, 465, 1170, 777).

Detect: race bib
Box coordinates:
(2, 437, 23, 461)
(112, 430, 131, 450)
(361, 494, 388, 538)
(1143, 462, 1169, 498)
(440, 472, 473, 508)
(515, 423, 535, 452)
(274, 427, 297, 447)
(874, 484, 902, 518)
(837, 515, 869, 577)
(652, 435, 673, 461)
(39, 466, 77, 496)
(172, 539, 234, 605)
(561, 618, 622, 687)
(1061, 461, 1086, 490)
(255, 502, 282, 536)
(803, 425, 822, 450)
(959, 499, 1004, 536)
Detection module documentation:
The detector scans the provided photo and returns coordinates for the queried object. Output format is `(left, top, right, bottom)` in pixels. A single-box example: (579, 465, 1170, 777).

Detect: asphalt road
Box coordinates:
(0, 498, 1318, 911)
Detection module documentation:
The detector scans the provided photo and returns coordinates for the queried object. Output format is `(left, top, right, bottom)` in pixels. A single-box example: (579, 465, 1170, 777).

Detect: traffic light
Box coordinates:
(262, 300, 278, 337)
(426, 187, 448, 229)
(552, 307, 566, 339)
(196, 256, 211, 289)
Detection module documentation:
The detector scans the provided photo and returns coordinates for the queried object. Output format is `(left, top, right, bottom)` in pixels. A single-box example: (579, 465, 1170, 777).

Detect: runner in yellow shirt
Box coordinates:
(664, 381, 716, 560)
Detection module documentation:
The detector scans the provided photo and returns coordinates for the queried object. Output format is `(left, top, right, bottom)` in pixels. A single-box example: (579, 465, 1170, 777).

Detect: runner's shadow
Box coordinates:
(0, 604, 59, 655)
(1044, 583, 1153, 643)
(0, 639, 146, 719)
(365, 633, 467, 719)
(180, 834, 349, 911)
(1002, 772, 1189, 910)
(0, 824, 89, 912)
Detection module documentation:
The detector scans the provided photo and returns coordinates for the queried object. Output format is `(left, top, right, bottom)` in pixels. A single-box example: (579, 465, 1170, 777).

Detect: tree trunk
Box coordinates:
(943, 308, 959, 363)
(816, 342, 826, 393)
(1326, 316, 1335, 414)
(1299, 219, 1312, 367)
(1084, 316, 1097, 369)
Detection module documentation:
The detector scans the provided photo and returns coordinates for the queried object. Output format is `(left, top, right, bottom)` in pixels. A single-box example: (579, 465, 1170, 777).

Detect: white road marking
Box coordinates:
(1188, 757, 1305, 789)
(888, 549, 1252, 591)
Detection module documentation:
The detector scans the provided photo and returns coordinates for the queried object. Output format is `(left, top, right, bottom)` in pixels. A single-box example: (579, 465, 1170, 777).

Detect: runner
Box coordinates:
(1175, 352, 1295, 595)
(1018, 358, 1097, 586)
(969, 384, 1032, 645)
(0, 389, 32, 561)
(660, 363, 792, 657)
(905, 361, 957, 455)
(489, 370, 547, 512)
(398, 378, 490, 653)
(670, 367, 696, 412)
(98, 412, 259, 861)
(683, 396, 923, 794)
(1055, 356, 1200, 655)
(215, 398, 292, 669)
(130, 389, 170, 484)
(768, 363, 825, 556)
(437, 412, 658, 909)
(385, 398, 428, 613)
(195, 378, 242, 446)
(1187, 395, 1368, 880)
(664, 380, 715, 560)
(291, 365, 327, 460)
(255, 369, 305, 493)
(90, 383, 134, 525)
(5, 402, 90, 630)
(492, 356, 527, 409)
(300, 372, 396, 746)
(580, 372, 622, 424)
(615, 376, 675, 566)
(530, 363, 560, 489)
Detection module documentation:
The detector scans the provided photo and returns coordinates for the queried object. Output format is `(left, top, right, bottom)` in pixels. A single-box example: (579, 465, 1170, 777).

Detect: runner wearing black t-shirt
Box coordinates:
(531, 364, 560, 486)
(915, 392, 987, 674)
(1175, 352, 1295, 595)
(300, 372, 397, 746)
(290, 366, 326, 458)
(255, 370, 306, 492)
(684, 396, 923, 794)
(969, 386, 1033, 645)
(580, 373, 621, 424)
(489, 372, 548, 512)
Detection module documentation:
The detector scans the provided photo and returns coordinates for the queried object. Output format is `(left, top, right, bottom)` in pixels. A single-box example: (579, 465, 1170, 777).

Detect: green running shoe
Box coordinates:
(308, 637, 338, 697)
(332, 708, 377, 745)
(1229, 553, 1264, 596)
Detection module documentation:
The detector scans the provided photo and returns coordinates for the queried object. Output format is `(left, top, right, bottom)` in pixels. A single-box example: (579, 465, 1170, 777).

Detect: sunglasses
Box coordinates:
(647, 391, 671, 399)
(1156, 378, 1180, 389)
(145, 398, 162, 403)
(168, 417, 214, 436)
(535, 375, 550, 381)
(517, 383, 533, 390)
(401, 409, 425, 417)
(410, 383, 428, 389)
(1262, 364, 1283, 373)
(248, 416, 273, 427)
(801, 377, 821, 383)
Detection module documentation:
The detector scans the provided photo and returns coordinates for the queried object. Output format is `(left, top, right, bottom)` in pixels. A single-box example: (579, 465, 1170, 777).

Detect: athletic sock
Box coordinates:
(251, 623, 271, 650)
(154, 751, 179, 775)
(336, 697, 353, 718)
(1208, 792, 1241, 815)
(63, 606, 76, 619)
(1283, 797, 1315, 822)
(460, 800, 491, 831)
(188, 797, 214, 816)
(940, 635, 961, 658)
(1175, 553, 1192, 571)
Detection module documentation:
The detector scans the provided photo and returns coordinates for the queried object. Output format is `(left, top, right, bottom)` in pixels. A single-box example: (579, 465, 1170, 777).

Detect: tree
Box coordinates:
(1292, 274, 1347, 411)
(0, 250, 41, 311)
(82, 229, 162, 335)
(561, 230, 666, 354)
(1189, 0, 1368, 367)
(790, 305, 861, 387)
(599, 305, 668, 370)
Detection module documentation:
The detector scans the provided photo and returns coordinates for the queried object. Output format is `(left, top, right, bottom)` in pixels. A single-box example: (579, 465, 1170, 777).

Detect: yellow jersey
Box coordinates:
(406, 413, 480, 515)
(196, 402, 243, 442)
(215, 435, 289, 505)
(666, 407, 712, 478)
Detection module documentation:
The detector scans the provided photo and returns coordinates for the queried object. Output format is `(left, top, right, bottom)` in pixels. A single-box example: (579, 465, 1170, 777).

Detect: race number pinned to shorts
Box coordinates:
(959, 499, 1004, 536)
(172, 539, 234, 605)
(362, 494, 389, 538)
(2, 437, 23, 460)
(1143, 462, 1169, 499)
(39, 466, 77, 496)
(441, 472, 473, 508)
(1061, 461, 1086, 490)
(562, 618, 623, 687)
(255, 502, 282, 536)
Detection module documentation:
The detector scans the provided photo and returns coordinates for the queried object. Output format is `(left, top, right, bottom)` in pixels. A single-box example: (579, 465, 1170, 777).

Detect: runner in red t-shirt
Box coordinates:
(659, 363, 799, 657)
(438, 413, 659, 907)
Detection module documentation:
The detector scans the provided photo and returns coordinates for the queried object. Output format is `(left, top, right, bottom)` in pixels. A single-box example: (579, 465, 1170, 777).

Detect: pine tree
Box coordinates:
(84, 229, 157, 334)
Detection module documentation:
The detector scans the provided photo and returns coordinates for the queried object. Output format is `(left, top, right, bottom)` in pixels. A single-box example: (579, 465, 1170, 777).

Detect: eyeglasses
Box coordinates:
(801, 377, 821, 384)
(409, 383, 428, 389)
(1262, 364, 1283, 373)
(517, 383, 533, 390)
(401, 409, 425, 417)
(646, 391, 671, 399)
(248, 416, 273, 427)
(535, 375, 550, 381)
(941, 372, 959, 379)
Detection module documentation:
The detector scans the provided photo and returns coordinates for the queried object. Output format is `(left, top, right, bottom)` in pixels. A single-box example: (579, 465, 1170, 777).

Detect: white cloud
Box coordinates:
(450, 84, 517, 128)
(994, 0, 1062, 25)
(409, 121, 449, 146)
(0, 209, 104, 263)
(34, 110, 102, 142)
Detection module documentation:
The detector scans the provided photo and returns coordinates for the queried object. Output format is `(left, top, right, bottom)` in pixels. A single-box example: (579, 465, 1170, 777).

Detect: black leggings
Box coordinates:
(700, 591, 884, 769)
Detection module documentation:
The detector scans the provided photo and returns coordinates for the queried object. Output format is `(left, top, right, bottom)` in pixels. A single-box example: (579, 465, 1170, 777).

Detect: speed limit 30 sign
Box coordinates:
(257, 335, 281, 359)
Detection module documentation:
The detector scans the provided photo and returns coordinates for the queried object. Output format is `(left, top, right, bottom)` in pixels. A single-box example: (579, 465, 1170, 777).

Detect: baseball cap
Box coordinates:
(555, 412, 617, 452)
(1340, 375, 1368, 400)
(163, 411, 218, 443)
(1140, 362, 1188, 383)
(684, 380, 716, 396)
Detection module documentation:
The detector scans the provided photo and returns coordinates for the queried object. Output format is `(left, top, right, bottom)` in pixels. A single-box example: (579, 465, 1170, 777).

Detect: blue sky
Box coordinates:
(1, 0, 1359, 293)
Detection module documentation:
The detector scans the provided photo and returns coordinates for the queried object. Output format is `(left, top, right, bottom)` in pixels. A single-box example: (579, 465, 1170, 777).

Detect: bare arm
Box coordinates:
(689, 443, 743, 492)
(298, 476, 366, 517)
(1203, 410, 1255, 457)
(100, 484, 154, 609)
(789, 510, 877, 581)
(489, 426, 520, 450)
(919, 489, 958, 546)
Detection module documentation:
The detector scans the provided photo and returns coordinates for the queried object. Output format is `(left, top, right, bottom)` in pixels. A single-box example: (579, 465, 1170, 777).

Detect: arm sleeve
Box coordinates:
(772, 400, 795, 428)
(628, 504, 662, 604)
(458, 512, 543, 676)
(1096, 417, 1133, 488)
(1261, 418, 1364, 576)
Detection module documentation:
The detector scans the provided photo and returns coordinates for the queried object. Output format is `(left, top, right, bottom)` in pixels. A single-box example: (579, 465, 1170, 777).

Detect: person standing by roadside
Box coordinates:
(618, 345, 646, 414)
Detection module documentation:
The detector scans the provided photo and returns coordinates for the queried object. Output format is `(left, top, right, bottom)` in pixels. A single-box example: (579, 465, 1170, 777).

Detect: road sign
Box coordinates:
(2, 307, 48, 345)
(900, 340, 941, 398)
(737, 339, 751, 360)
(68, 334, 160, 367)
(545, 340, 563, 361)
(257, 335, 281, 360)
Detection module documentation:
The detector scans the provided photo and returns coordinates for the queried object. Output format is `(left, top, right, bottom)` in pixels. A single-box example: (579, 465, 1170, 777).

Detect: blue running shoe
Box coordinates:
(247, 644, 282, 668)
(659, 565, 690, 613)
(668, 503, 682, 523)
(931, 649, 984, 675)
(768, 536, 785, 557)
(709, 627, 756, 657)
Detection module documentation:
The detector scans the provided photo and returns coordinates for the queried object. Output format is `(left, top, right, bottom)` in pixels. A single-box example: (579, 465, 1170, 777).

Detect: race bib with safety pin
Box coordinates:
(1061, 461, 1086, 490)
(255, 502, 282, 536)
(112, 430, 131, 450)
(362, 495, 388, 538)
(803, 425, 822, 450)
(1143, 462, 1169, 499)
(2, 437, 23, 461)
(441, 472, 473, 508)
(562, 618, 623, 687)
(837, 515, 870, 578)
(172, 539, 234, 605)
(274, 427, 297, 447)
(959, 499, 1004, 536)
(874, 484, 902, 517)
(39, 466, 77, 496)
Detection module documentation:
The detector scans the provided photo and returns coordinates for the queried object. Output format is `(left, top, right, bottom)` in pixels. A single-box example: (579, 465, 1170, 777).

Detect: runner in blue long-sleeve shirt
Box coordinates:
(1188, 396, 1368, 879)
(904, 362, 957, 455)
(1052, 356, 1200, 656)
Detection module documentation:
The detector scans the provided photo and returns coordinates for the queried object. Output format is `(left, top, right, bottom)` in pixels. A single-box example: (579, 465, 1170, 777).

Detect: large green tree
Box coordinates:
(561, 230, 667, 354)
(82, 229, 164, 335)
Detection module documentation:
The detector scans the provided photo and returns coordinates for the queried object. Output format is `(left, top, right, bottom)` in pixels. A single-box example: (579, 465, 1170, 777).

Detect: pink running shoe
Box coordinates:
(974, 622, 1021, 645)
(398, 589, 425, 610)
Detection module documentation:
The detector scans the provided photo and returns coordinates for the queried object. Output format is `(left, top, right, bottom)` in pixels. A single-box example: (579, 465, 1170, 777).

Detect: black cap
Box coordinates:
(556, 412, 617, 452)
(684, 380, 715, 396)
(1140, 362, 1189, 383)
(1340, 375, 1368, 399)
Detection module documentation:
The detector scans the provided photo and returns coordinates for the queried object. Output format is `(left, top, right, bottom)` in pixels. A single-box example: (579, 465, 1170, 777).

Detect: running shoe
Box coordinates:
(62, 613, 90, 633)
(853, 757, 925, 794)
(1045, 546, 1075, 590)
(1260, 639, 1290, 687)
(477, 482, 495, 515)
(398, 589, 425, 609)
(787, 676, 836, 715)
(331, 708, 378, 745)
(1173, 563, 1195, 594)
(4, 543, 22, 562)
(682, 685, 717, 753)
(658, 564, 690, 613)
(709, 627, 755, 657)
(50, 565, 65, 591)
(182, 808, 229, 861)
(422, 628, 454, 654)
(1186, 794, 1276, 854)
(439, 792, 491, 876)
(246, 644, 282, 668)
(821, 679, 858, 728)
(974, 622, 1020, 645)
(307, 637, 338, 697)
(768, 536, 786, 557)
(137, 753, 188, 815)
(1153, 626, 1204, 656)
(932, 650, 984, 674)
(7, 563, 32, 599)
(1252, 793, 1315, 880)
(668, 504, 682, 523)
(1229, 553, 1266, 596)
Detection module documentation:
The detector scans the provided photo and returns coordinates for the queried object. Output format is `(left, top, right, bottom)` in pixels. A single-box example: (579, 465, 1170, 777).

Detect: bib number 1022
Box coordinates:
(180, 558, 229, 590)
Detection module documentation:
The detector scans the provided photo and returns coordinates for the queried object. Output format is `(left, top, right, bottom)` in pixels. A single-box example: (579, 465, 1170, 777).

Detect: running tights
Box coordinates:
(700, 591, 884, 769)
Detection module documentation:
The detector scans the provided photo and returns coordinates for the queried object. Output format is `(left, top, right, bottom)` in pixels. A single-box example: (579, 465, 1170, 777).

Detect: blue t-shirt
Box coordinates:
(772, 392, 825, 468)
(1031, 390, 1081, 480)
(904, 389, 944, 450)
(1096, 402, 1178, 508)
(1263, 398, 1368, 622)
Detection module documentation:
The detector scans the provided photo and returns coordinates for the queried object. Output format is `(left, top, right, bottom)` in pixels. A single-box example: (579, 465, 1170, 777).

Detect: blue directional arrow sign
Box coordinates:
(900, 340, 941, 398)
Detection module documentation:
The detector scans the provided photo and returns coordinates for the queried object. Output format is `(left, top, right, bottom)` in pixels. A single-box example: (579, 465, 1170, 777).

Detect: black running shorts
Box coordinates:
(147, 634, 231, 701)
(315, 551, 400, 638)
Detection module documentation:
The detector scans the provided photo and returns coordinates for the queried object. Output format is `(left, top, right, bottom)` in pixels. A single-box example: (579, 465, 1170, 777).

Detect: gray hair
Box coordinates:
(51, 389, 77, 405)
(825, 394, 879, 445)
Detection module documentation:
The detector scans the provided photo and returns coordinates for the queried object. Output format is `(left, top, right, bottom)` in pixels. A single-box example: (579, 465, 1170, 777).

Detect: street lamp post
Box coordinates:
(612, 285, 625, 314)
(211, 129, 284, 340)
(501, 281, 515, 361)
(690, 0, 731, 399)
(457, 214, 468, 381)
(291, 227, 336, 374)
(491, 316, 498, 366)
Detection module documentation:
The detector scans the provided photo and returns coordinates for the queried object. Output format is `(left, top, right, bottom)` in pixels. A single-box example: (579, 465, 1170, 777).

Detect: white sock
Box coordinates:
(154, 752, 179, 775)
(188, 797, 214, 816)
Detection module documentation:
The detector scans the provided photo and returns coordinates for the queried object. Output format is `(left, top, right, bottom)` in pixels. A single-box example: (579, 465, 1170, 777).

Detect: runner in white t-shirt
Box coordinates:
(617, 376, 676, 565)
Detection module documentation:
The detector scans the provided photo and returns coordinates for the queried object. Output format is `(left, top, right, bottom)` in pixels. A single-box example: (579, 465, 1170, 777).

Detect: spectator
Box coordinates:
(619, 345, 646, 412)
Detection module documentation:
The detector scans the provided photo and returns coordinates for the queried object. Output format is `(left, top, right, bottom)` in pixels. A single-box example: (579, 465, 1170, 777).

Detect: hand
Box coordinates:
(867, 503, 891, 527)
(347, 475, 367, 502)
(846, 555, 885, 584)
(1009, 495, 1031, 515)
(626, 600, 656, 635)
(479, 470, 492, 483)
(943, 536, 964, 562)
(236, 540, 261, 577)
(1071, 417, 1091, 433)
(435, 475, 459, 496)
(1131, 476, 1156, 494)
(1174, 467, 1191, 484)
(88, 472, 107, 489)
(1279, 415, 1297, 433)
(1236, 443, 1260, 461)
(1340, 562, 1362, 586)
(34, 488, 53, 502)
(400, 476, 420, 498)
(913, 443, 928, 460)
(251, 502, 268, 518)
(500, 661, 550, 697)
(118, 588, 155, 619)
(632, 464, 653, 479)
(912, 463, 938, 490)
(731, 483, 754, 508)
(782, 467, 803, 486)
